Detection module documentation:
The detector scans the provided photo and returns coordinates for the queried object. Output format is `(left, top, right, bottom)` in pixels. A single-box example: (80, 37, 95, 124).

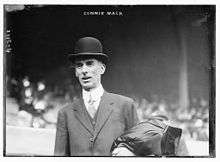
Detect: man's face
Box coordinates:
(74, 58, 106, 91)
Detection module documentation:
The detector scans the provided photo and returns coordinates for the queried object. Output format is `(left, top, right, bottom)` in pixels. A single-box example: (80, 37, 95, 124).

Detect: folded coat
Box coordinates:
(110, 118, 182, 156)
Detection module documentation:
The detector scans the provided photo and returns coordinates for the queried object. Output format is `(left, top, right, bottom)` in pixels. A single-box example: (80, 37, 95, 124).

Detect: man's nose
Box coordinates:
(81, 64, 89, 74)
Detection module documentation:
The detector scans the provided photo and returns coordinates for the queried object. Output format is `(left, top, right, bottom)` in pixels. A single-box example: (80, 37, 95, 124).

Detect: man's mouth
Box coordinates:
(82, 76, 92, 81)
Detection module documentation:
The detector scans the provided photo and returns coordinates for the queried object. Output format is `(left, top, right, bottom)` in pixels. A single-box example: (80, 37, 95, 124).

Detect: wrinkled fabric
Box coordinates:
(110, 118, 182, 156)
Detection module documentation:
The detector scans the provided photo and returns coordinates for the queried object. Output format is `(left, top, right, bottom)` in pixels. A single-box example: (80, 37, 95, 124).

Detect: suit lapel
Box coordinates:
(73, 97, 94, 135)
(94, 92, 114, 138)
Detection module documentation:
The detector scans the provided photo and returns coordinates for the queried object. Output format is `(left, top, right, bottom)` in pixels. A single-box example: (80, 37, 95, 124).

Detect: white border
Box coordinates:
(0, 1, 219, 162)
(0, 0, 219, 5)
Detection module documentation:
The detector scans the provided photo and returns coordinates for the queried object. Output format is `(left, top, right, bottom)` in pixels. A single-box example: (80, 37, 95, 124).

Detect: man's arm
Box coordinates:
(54, 109, 70, 156)
(123, 100, 139, 130)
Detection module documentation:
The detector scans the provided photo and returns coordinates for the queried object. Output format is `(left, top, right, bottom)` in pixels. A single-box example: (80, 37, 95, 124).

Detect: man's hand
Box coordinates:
(112, 147, 136, 156)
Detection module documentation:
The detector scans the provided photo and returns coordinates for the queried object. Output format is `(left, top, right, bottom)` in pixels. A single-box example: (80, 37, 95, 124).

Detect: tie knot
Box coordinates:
(88, 94, 95, 104)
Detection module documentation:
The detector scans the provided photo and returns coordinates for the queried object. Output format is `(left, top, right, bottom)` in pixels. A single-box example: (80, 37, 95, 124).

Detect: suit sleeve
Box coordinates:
(123, 100, 139, 131)
(54, 109, 70, 156)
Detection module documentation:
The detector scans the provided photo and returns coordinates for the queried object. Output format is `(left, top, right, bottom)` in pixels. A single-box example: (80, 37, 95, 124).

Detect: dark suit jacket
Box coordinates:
(54, 91, 139, 156)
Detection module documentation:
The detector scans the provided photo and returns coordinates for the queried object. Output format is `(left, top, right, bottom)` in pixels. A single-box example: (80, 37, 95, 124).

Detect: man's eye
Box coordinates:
(75, 63, 83, 68)
(86, 61, 94, 66)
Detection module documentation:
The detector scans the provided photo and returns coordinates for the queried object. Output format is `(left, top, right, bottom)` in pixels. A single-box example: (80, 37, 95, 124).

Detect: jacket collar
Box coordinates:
(73, 91, 114, 137)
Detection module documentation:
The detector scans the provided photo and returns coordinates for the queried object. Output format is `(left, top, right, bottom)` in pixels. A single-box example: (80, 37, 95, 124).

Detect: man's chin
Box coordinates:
(81, 84, 94, 90)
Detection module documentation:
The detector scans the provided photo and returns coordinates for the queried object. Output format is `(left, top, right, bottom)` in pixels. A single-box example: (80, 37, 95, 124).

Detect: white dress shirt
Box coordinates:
(82, 85, 104, 112)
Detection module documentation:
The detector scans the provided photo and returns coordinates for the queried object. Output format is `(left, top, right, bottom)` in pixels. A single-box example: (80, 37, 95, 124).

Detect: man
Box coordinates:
(54, 37, 139, 156)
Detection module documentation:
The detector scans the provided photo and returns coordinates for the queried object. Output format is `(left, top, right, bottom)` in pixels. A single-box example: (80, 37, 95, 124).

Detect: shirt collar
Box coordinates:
(82, 85, 104, 102)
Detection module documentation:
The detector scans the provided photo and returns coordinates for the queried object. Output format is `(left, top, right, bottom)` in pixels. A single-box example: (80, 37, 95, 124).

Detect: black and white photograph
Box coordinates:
(3, 4, 215, 157)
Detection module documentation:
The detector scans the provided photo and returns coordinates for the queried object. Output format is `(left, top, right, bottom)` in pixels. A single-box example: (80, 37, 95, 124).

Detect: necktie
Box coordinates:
(87, 94, 96, 118)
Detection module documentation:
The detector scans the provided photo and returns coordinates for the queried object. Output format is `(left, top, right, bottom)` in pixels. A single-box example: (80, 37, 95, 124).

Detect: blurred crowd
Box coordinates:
(134, 96, 209, 141)
(6, 76, 209, 141)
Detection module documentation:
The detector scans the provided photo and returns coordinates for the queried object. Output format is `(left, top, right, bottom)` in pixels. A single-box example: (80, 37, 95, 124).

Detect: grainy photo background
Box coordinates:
(4, 5, 215, 156)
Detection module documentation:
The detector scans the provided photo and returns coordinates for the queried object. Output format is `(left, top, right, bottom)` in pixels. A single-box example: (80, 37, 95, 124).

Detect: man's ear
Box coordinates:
(75, 69, 79, 77)
(100, 63, 106, 75)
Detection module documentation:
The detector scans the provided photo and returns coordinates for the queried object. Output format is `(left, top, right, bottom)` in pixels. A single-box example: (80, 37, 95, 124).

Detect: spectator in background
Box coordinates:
(54, 37, 139, 156)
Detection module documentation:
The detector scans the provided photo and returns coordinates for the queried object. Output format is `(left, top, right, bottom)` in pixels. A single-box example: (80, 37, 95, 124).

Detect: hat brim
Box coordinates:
(68, 53, 109, 65)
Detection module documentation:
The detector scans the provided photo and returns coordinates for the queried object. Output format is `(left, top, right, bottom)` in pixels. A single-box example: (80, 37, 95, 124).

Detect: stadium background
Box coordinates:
(4, 5, 214, 156)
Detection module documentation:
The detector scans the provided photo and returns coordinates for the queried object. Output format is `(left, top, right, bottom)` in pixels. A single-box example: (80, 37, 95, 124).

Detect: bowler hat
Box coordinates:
(68, 37, 109, 65)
